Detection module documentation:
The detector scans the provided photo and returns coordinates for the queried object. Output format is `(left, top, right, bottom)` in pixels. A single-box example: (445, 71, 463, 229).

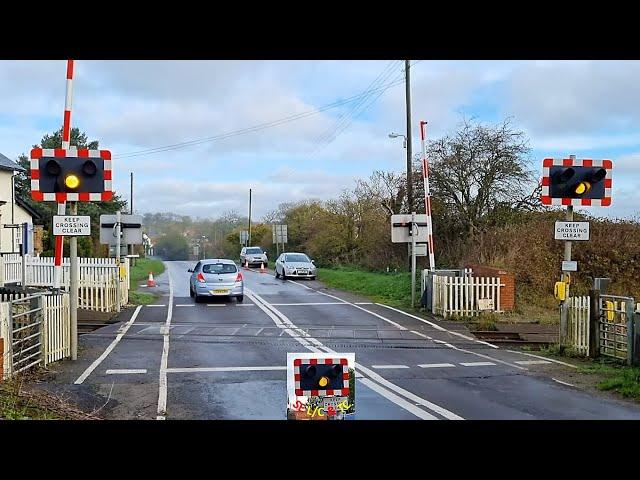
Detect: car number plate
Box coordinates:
(211, 289, 229, 294)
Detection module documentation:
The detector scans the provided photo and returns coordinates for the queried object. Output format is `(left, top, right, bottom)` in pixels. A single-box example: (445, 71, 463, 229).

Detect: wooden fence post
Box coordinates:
(589, 289, 600, 359)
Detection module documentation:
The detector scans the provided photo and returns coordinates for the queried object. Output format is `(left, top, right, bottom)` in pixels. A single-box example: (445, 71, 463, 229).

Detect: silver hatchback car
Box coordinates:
(275, 252, 316, 280)
(188, 259, 244, 303)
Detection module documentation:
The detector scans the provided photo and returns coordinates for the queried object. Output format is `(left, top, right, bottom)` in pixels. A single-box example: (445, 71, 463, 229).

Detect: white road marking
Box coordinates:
(460, 362, 496, 367)
(418, 363, 456, 368)
(371, 365, 410, 369)
(235, 304, 254, 306)
(106, 369, 147, 375)
(283, 280, 518, 371)
(175, 304, 194, 307)
(355, 302, 373, 305)
(515, 360, 552, 365)
(305, 287, 408, 331)
(146, 304, 166, 307)
(157, 267, 174, 420)
(74, 305, 143, 385)
(166, 366, 286, 373)
(506, 350, 578, 369)
(375, 303, 499, 349)
(411, 330, 433, 340)
(552, 378, 575, 387)
(355, 363, 464, 420)
(358, 378, 437, 420)
(286, 279, 313, 290)
(247, 288, 464, 420)
(206, 304, 226, 307)
(270, 302, 347, 306)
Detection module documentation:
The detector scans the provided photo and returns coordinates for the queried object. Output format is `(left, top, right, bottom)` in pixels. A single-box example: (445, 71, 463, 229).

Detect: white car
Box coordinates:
(275, 252, 316, 280)
(240, 246, 268, 267)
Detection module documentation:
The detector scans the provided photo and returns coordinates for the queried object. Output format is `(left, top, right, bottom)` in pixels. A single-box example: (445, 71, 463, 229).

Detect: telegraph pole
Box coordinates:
(130, 172, 134, 214)
(405, 60, 413, 211)
(129, 172, 134, 264)
(248, 188, 252, 246)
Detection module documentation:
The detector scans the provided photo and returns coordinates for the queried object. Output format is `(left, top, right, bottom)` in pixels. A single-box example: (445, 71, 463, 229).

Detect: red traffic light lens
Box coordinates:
(46, 160, 61, 176)
(82, 160, 97, 176)
(589, 168, 606, 183)
(554, 167, 575, 183)
(304, 365, 316, 378)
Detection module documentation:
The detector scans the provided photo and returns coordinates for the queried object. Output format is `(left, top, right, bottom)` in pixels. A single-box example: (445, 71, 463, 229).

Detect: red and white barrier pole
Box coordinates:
(53, 59, 74, 290)
(420, 120, 435, 272)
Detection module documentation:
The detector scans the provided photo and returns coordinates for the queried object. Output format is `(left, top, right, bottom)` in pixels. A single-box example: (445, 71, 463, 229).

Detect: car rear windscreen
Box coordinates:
(246, 248, 262, 254)
(203, 263, 237, 274)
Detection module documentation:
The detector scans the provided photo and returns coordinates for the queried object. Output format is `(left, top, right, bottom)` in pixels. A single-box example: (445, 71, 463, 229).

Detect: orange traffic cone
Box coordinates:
(244, 259, 249, 270)
(147, 272, 157, 287)
(260, 262, 266, 273)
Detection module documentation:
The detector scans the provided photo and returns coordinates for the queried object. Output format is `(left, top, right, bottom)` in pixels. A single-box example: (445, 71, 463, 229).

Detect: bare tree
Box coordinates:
(426, 117, 535, 237)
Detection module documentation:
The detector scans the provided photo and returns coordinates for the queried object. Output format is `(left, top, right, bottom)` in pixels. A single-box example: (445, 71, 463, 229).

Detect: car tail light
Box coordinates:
(236, 272, 243, 282)
(197, 272, 206, 283)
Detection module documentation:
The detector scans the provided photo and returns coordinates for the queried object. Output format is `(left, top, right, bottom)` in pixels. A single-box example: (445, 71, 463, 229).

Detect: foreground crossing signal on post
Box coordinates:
(541, 158, 612, 206)
(294, 358, 349, 397)
(30, 148, 113, 202)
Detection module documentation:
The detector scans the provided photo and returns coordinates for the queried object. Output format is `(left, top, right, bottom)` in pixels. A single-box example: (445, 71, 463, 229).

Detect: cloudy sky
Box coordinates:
(1, 60, 639, 220)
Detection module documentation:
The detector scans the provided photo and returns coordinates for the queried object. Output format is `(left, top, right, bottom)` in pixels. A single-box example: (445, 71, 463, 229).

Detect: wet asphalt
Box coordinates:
(48, 260, 640, 420)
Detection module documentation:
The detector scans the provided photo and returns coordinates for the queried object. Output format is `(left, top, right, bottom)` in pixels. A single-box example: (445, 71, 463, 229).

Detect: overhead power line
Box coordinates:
(115, 74, 407, 160)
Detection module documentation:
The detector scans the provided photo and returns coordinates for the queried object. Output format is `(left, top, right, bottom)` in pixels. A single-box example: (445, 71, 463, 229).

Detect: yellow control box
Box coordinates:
(554, 281, 567, 301)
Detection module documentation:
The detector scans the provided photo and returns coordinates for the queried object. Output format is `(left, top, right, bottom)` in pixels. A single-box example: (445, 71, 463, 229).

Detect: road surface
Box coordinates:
(48, 260, 640, 420)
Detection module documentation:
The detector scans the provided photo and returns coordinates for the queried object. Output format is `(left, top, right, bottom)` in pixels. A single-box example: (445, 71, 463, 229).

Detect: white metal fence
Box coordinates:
(0, 255, 129, 312)
(567, 296, 590, 355)
(1, 292, 70, 379)
(432, 274, 503, 318)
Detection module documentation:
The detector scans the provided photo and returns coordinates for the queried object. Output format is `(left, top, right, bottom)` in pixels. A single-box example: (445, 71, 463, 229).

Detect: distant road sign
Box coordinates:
(240, 230, 249, 245)
(391, 214, 429, 243)
(53, 215, 91, 236)
(272, 224, 288, 244)
(562, 261, 578, 272)
(100, 214, 143, 245)
(555, 221, 590, 241)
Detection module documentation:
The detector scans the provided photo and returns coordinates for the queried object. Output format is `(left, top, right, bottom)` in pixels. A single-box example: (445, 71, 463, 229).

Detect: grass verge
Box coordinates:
(128, 291, 156, 305)
(128, 257, 165, 305)
(578, 360, 640, 400)
(129, 257, 165, 290)
(317, 267, 411, 307)
(532, 345, 640, 402)
(0, 379, 59, 419)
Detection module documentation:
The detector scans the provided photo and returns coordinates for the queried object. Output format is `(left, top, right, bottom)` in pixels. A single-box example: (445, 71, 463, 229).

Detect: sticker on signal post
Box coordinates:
(286, 352, 355, 420)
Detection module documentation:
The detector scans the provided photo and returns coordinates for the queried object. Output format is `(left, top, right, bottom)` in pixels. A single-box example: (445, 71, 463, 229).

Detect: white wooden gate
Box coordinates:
(567, 296, 590, 355)
(432, 275, 503, 318)
(42, 293, 70, 365)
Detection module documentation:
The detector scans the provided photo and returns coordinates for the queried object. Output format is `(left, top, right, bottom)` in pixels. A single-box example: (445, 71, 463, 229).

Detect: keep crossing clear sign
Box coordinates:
(554, 221, 590, 241)
(53, 215, 91, 236)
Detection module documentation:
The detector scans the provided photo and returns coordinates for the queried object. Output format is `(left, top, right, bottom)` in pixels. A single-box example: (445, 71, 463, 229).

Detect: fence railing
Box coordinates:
(1, 291, 70, 379)
(0, 255, 129, 312)
(567, 296, 590, 355)
(0, 254, 22, 284)
(43, 293, 70, 365)
(432, 275, 503, 318)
